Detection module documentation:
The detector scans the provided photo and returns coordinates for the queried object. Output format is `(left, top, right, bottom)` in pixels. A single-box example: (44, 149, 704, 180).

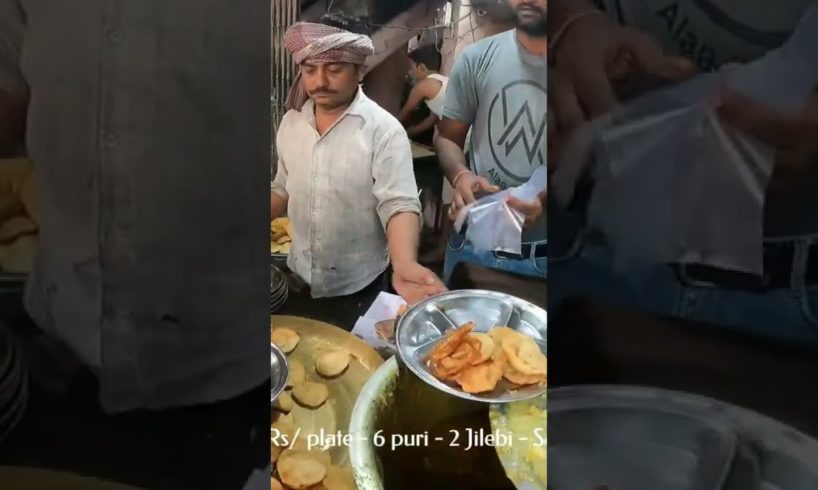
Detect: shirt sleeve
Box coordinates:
(441, 50, 478, 124)
(271, 156, 288, 198)
(0, 0, 26, 97)
(271, 125, 289, 198)
(372, 127, 422, 231)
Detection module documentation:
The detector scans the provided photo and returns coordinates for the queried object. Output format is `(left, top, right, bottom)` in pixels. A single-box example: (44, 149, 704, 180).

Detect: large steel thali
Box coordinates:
(270, 315, 384, 470)
(548, 385, 818, 490)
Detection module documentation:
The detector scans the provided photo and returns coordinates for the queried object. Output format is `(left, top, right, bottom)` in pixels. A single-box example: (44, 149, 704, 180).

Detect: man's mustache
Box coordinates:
(516, 4, 545, 15)
(309, 89, 337, 96)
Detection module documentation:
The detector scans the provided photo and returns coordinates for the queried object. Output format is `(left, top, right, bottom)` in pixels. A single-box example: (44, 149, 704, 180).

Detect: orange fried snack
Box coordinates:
(468, 332, 495, 364)
(503, 362, 546, 386)
(426, 323, 547, 393)
(456, 354, 506, 393)
(431, 336, 480, 380)
(426, 322, 475, 364)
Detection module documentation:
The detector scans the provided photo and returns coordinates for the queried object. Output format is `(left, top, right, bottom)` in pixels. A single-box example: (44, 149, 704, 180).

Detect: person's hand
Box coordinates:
(448, 171, 500, 221)
(392, 261, 447, 305)
(549, 11, 696, 134)
(718, 90, 818, 192)
(507, 191, 546, 227)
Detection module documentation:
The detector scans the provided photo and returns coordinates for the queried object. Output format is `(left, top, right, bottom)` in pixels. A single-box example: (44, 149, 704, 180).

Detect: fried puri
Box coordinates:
(286, 360, 306, 388)
(315, 350, 350, 377)
(272, 328, 300, 353)
(275, 391, 294, 413)
(292, 381, 329, 408)
(322, 465, 356, 490)
(277, 449, 330, 489)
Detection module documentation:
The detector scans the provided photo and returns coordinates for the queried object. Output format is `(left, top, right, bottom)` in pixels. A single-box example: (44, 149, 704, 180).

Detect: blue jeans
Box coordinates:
(549, 225, 818, 346)
(443, 232, 547, 285)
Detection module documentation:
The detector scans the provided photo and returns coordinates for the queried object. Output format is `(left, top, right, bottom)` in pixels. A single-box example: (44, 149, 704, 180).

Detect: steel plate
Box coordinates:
(269, 343, 288, 403)
(270, 315, 384, 470)
(395, 290, 547, 403)
(548, 385, 818, 490)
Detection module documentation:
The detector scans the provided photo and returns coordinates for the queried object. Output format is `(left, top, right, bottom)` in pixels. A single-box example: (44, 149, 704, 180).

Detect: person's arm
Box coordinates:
(436, 53, 499, 218)
(372, 127, 446, 304)
(718, 89, 818, 193)
(508, 169, 547, 228)
(386, 212, 421, 272)
(436, 117, 471, 182)
(270, 156, 289, 218)
(397, 80, 431, 125)
(0, 0, 27, 157)
(406, 113, 438, 139)
(548, 0, 600, 34)
(548, 0, 695, 134)
(435, 53, 480, 182)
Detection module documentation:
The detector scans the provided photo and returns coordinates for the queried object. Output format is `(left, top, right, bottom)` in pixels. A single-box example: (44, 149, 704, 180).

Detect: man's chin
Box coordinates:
(516, 19, 547, 37)
(313, 98, 348, 111)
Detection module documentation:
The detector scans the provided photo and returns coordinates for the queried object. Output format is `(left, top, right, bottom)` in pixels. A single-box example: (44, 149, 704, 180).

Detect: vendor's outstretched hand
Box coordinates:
(392, 261, 447, 305)
(507, 191, 546, 228)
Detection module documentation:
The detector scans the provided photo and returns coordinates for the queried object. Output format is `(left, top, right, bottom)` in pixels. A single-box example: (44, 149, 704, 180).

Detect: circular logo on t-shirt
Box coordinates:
(487, 80, 547, 184)
(601, 0, 812, 70)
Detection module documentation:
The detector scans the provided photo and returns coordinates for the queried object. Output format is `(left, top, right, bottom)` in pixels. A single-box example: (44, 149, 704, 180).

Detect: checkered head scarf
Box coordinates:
(283, 22, 375, 110)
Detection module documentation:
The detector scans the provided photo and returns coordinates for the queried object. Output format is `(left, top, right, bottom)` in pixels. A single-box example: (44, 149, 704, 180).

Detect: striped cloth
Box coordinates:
(283, 22, 375, 110)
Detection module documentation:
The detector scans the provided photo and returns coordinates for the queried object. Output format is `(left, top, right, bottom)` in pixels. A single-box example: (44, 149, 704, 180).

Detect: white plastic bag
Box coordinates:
(455, 165, 547, 254)
(555, 5, 818, 274)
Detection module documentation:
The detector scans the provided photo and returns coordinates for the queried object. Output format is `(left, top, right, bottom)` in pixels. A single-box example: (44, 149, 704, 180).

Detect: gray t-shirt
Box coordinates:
(444, 29, 546, 243)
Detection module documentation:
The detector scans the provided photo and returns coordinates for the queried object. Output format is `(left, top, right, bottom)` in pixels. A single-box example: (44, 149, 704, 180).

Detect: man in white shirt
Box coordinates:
(0, 0, 270, 413)
(0, 0, 269, 488)
(271, 17, 446, 307)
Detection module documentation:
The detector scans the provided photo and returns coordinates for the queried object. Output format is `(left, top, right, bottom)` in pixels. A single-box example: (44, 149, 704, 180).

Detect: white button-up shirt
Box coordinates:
(272, 88, 421, 298)
(0, 0, 270, 412)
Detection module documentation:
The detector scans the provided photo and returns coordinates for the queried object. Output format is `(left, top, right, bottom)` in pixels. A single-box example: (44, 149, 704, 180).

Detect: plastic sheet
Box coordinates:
(553, 5, 818, 274)
(454, 165, 547, 254)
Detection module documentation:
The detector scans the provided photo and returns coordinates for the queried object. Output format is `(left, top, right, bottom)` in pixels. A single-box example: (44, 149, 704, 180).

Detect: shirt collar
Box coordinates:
(299, 86, 369, 127)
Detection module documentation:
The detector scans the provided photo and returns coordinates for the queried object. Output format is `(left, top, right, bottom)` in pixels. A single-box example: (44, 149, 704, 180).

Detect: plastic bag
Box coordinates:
(454, 165, 547, 254)
(554, 5, 818, 274)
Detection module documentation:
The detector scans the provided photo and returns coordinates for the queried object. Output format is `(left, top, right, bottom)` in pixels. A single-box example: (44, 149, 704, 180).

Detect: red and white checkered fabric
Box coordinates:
(283, 22, 374, 110)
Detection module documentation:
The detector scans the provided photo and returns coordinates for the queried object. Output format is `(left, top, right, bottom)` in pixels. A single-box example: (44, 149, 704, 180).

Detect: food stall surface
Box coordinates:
(0, 260, 546, 489)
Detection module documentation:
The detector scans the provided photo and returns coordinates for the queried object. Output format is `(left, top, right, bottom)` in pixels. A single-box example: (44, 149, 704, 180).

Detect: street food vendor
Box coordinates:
(271, 16, 447, 306)
(435, 0, 547, 283)
(0, 2, 270, 487)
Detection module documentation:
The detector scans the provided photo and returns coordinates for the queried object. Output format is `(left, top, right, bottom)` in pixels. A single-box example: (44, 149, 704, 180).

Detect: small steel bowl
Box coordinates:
(395, 289, 547, 404)
(270, 343, 289, 404)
